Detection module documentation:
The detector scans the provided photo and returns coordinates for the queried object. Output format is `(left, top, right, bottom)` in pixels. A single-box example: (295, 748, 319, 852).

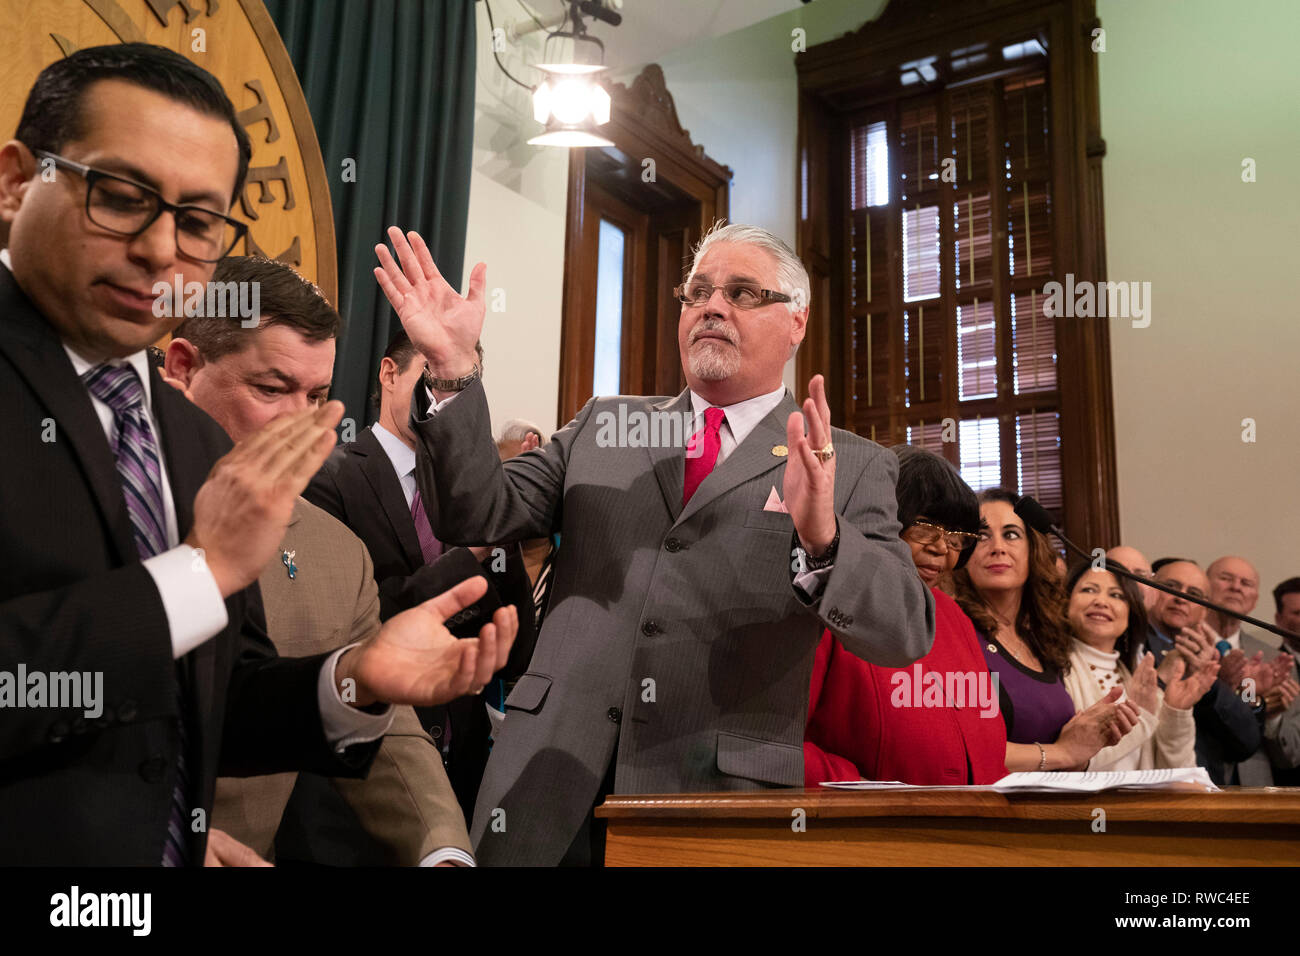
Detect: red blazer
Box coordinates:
(805, 588, 1007, 786)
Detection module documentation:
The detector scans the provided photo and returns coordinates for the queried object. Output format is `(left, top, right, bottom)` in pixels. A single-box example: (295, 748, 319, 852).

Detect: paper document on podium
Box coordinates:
(819, 780, 998, 790)
(992, 767, 1220, 793)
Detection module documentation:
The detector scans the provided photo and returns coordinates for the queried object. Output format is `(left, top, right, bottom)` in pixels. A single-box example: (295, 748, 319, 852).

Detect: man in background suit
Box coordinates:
(305, 330, 537, 817)
(0, 43, 514, 864)
(1203, 555, 1299, 785)
(375, 221, 935, 865)
(164, 255, 473, 865)
(1145, 560, 1262, 786)
(1271, 578, 1300, 784)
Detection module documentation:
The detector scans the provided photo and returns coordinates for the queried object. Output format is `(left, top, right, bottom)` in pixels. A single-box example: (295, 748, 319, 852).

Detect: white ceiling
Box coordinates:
(504, 0, 808, 75)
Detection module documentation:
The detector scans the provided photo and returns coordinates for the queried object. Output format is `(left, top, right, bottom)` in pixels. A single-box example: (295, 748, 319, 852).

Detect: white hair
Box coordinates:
(497, 419, 545, 444)
(686, 221, 810, 314)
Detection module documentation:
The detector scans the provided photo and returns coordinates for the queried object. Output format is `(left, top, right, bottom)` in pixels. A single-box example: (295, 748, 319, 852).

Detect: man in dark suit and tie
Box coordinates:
(305, 330, 537, 817)
(0, 43, 515, 865)
(374, 221, 935, 865)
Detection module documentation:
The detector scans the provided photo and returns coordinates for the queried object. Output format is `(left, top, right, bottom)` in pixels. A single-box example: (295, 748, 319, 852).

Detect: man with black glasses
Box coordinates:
(0, 43, 516, 865)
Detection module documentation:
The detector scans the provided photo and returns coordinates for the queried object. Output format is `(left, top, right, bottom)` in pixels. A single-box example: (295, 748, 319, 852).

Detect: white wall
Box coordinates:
(1098, 0, 1300, 602)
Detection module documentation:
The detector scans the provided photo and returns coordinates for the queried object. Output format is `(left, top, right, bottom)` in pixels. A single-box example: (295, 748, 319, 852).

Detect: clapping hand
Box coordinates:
(335, 576, 517, 709)
(1160, 654, 1220, 710)
(1056, 686, 1141, 768)
(784, 374, 837, 558)
(1128, 652, 1159, 715)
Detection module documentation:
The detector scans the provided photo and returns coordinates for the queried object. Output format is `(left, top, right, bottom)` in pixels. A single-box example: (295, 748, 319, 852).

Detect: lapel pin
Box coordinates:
(772, 445, 788, 457)
(281, 549, 298, 580)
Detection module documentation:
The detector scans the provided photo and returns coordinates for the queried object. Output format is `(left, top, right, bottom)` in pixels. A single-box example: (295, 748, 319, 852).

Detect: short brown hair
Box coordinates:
(172, 256, 340, 361)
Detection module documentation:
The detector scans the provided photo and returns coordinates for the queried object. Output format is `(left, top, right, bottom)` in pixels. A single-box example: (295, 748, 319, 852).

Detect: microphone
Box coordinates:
(1012, 494, 1300, 644)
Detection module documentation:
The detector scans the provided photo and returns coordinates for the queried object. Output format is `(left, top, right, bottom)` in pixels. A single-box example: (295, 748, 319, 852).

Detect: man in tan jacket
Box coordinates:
(162, 255, 474, 865)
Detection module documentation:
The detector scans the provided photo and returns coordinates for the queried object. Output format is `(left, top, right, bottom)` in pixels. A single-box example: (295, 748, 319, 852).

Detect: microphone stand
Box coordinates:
(1014, 496, 1300, 645)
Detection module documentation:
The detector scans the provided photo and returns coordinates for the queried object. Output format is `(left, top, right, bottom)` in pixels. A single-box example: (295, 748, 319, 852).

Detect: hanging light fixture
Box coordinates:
(526, 2, 620, 148)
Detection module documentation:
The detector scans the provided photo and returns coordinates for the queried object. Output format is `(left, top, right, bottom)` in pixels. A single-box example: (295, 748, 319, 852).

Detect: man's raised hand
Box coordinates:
(784, 374, 838, 558)
(373, 226, 485, 380)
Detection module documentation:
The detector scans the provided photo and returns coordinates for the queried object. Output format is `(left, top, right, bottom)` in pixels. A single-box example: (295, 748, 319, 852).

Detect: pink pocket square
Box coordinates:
(763, 486, 789, 513)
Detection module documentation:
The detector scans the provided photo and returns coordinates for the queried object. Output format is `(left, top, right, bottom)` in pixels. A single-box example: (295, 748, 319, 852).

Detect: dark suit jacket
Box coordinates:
(302, 424, 537, 819)
(0, 266, 377, 865)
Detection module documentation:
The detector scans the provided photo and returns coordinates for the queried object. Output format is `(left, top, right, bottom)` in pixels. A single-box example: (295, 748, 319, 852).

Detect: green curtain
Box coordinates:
(264, 0, 476, 424)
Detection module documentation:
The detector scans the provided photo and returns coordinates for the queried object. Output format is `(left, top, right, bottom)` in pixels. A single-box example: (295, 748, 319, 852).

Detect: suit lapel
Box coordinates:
(355, 427, 423, 570)
(645, 390, 694, 522)
(0, 268, 137, 563)
(675, 390, 798, 527)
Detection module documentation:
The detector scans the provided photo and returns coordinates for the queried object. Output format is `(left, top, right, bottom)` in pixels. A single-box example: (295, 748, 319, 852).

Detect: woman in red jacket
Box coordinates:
(804, 446, 1008, 785)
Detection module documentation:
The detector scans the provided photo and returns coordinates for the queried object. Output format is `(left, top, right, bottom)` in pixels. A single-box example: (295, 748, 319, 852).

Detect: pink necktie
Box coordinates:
(409, 486, 443, 564)
(683, 407, 726, 506)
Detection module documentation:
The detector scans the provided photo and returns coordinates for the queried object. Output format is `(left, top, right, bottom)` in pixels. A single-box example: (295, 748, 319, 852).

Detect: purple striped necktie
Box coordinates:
(82, 363, 191, 867)
(409, 485, 443, 565)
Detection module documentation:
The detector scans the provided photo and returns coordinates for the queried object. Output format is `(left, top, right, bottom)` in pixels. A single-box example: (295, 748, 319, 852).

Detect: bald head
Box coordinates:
(1152, 560, 1209, 634)
(1107, 546, 1156, 611)
(1207, 555, 1260, 626)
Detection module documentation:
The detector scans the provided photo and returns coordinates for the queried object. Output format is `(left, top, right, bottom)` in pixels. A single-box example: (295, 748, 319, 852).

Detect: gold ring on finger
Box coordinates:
(813, 443, 834, 463)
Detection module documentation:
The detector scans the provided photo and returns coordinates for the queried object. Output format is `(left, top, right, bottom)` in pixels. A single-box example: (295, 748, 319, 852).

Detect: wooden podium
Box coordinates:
(595, 787, 1300, 866)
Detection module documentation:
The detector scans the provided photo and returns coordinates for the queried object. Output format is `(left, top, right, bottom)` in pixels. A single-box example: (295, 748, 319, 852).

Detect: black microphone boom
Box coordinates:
(1013, 494, 1300, 644)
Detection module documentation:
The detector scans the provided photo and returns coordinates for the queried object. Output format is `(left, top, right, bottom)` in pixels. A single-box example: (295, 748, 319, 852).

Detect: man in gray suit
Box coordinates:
(373, 222, 935, 865)
(1205, 555, 1300, 785)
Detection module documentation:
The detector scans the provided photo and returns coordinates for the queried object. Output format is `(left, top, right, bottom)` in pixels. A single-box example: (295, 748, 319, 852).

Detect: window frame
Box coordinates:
(795, 0, 1118, 546)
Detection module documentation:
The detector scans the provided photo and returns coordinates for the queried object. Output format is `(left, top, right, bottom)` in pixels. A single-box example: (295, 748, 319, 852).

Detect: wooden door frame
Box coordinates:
(558, 64, 733, 426)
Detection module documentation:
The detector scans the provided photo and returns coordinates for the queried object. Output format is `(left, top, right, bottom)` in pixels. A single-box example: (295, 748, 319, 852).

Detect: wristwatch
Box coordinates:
(424, 362, 482, 392)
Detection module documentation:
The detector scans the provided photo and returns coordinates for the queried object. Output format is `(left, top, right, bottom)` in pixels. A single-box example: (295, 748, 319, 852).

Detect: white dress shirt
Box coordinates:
(371, 421, 418, 508)
(0, 250, 390, 752)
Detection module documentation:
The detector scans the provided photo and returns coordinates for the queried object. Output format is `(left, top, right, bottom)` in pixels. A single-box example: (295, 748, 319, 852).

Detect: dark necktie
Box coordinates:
(83, 363, 192, 867)
(683, 407, 726, 506)
(410, 485, 443, 564)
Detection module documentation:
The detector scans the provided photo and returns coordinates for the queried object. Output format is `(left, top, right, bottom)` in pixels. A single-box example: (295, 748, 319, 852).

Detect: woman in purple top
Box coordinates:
(951, 489, 1140, 771)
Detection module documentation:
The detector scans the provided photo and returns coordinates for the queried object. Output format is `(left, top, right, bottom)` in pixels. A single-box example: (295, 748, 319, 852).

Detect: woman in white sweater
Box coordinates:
(1062, 561, 1219, 771)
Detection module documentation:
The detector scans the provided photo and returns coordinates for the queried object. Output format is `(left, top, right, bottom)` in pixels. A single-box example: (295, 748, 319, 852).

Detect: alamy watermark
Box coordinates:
(594, 404, 703, 456)
(0, 665, 103, 718)
(889, 664, 1000, 719)
(1042, 274, 1151, 328)
(152, 274, 260, 327)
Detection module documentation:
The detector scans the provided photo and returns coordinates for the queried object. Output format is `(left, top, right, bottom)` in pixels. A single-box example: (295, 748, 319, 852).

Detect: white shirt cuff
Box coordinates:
(142, 545, 229, 658)
(486, 701, 506, 739)
(318, 644, 394, 752)
(793, 564, 833, 600)
(424, 385, 462, 414)
(419, 847, 476, 867)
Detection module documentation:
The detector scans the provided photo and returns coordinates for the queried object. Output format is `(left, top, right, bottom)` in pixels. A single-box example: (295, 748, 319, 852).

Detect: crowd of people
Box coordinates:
(3, 42, 1296, 868)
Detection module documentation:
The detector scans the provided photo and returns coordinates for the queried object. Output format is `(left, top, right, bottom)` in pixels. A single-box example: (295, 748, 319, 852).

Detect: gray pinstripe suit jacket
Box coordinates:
(412, 380, 935, 865)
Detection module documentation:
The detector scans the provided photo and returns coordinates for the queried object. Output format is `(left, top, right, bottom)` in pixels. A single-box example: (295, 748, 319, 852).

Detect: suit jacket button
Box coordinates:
(139, 756, 167, 782)
(48, 721, 69, 744)
(641, 620, 659, 636)
(430, 725, 442, 739)
(118, 700, 137, 722)
(607, 707, 622, 723)
(665, 537, 681, 553)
